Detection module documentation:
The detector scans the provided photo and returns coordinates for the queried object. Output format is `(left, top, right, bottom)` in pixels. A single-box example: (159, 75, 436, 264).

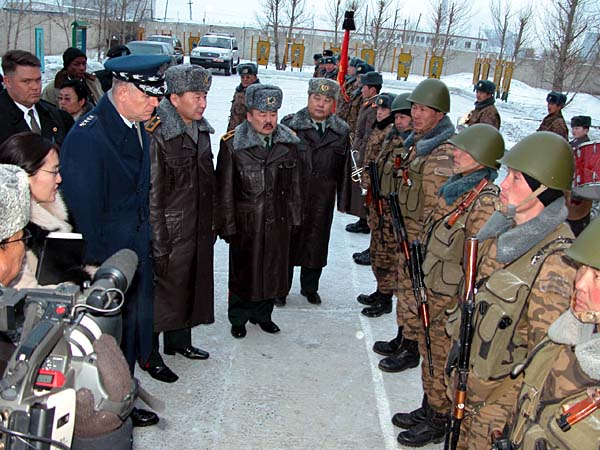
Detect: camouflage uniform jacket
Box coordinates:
(226, 78, 260, 132)
(313, 66, 326, 78)
(465, 98, 501, 129)
(361, 116, 395, 191)
(323, 69, 338, 80)
(336, 77, 359, 123)
(449, 199, 575, 433)
(509, 310, 600, 450)
(537, 111, 569, 141)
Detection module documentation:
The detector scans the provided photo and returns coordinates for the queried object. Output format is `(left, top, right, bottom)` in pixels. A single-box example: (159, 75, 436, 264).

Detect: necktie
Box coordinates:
(264, 136, 272, 150)
(28, 109, 41, 135)
(317, 122, 324, 137)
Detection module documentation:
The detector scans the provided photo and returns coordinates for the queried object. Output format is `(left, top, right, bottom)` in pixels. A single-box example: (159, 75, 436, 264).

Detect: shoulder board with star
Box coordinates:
(145, 115, 161, 133)
(221, 130, 235, 142)
(78, 114, 96, 127)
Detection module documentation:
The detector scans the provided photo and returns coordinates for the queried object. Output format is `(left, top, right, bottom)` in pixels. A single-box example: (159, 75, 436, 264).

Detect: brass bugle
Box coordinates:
(350, 149, 363, 183)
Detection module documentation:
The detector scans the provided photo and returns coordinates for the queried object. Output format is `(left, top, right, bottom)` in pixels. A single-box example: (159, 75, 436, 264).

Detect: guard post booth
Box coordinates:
(71, 21, 89, 51)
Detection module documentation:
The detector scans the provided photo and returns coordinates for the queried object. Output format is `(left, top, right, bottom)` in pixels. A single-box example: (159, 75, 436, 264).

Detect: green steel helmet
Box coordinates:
(391, 92, 411, 115)
(566, 217, 600, 270)
(407, 78, 450, 113)
(448, 124, 505, 169)
(498, 131, 574, 191)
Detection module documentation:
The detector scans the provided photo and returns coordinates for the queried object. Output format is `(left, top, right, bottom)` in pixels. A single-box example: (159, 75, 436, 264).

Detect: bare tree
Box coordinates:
(490, 0, 511, 60)
(511, 5, 532, 61)
(366, 0, 402, 70)
(326, 0, 343, 45)
(427, 0, 472, 58)
(257, 0, 286, 69)
(540, 0, 600, 91)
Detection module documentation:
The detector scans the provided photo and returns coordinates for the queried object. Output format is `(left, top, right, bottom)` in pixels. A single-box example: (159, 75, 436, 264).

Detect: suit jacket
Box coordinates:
(0, 90, 73, 146)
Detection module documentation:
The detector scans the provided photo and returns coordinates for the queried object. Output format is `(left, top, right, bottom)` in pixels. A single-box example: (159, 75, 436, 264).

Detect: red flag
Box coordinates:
(337, 11, 356, 102)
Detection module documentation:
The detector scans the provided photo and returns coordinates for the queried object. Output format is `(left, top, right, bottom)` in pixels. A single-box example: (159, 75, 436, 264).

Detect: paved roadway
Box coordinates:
(133, 211, 443, 450)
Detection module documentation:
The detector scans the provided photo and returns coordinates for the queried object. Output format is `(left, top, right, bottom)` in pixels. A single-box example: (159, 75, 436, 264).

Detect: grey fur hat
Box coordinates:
(165, 64, 212, 94)
(360, 71, 383, 87)
(0, 164, 30, 242)
(245, 84, 283, 111)
(238, 63, 258, 76)
(308, 78, 339, 98)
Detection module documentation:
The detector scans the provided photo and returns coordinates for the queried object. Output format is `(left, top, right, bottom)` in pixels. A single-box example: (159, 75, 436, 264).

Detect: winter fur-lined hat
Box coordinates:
(474, 79, 496, 94)
(323, 49, 334, 57)
(238, 63, 258, 76)
(322, 56, 335, 65)
(571, 115, 592, 128)
(63, 47, 86, 68)
(105, 54, 171, 97)
(245, 84, 283, 111)
(376, 92, 397, 109)
(308, 78, 339, 98)
(547, 91, 567, 106)
(0, 164, 30, 242)
(360, 71, 383, 87)
(313, 53, 323, 61)
(165, 64, 212, 94)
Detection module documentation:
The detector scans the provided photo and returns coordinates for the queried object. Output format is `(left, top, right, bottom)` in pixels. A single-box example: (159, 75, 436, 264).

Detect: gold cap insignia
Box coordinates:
(266, 96, 276, 105)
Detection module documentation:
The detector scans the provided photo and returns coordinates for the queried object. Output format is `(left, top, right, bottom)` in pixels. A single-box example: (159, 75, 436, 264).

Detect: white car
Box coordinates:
(190, 33, 239, 76)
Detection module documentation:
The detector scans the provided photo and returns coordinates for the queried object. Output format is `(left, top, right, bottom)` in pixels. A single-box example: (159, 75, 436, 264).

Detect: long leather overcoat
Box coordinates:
(282, 107, 351, 268)
(216, 121, 302, 301)
(147, 99, 216, 333)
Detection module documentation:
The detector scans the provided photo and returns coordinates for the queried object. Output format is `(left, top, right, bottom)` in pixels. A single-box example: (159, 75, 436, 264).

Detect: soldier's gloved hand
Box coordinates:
(153, 255, 169, 277)
(74, 335, 133, 438)
(445, 341, 460, 377)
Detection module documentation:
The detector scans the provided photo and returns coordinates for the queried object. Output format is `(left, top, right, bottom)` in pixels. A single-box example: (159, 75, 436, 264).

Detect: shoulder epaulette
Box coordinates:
(78, 114, 96, 127)
(371, 103, 378, 108)
(145, 115, 161, 133)
(282, 113, 294, 122)
(221, 129, 235, 142)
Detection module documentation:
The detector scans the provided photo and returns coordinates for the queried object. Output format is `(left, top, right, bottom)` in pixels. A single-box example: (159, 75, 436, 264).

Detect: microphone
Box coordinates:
(85, 249, 138, 309)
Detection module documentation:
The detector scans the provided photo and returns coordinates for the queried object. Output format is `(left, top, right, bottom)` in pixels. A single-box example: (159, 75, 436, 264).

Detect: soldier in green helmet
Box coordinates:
(393, 124, 504, 447)
(373, 78, 455, 379)
(445, 131, 577, 450)
(490, 216, 600, 450)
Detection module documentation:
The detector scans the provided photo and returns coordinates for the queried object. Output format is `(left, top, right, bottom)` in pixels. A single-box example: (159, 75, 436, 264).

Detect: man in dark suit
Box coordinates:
(0, 50, 73, 145)
(60, 54, 172, 428)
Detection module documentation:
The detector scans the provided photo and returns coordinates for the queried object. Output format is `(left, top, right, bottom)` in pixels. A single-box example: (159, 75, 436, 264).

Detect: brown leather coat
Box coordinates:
(216, 121, 302, 301)
(147, 99, 216, 332)
(282, 107, 352, 268)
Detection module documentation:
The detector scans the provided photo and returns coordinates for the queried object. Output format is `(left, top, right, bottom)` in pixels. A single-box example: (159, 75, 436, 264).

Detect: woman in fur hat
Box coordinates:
(0, 132, 91, 288)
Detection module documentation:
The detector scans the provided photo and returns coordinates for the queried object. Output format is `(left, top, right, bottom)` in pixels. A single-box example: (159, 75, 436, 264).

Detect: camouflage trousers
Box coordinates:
(395, 274, 422, 340)
(367, 201, 398, 296)
(446, 373, 521, 450)
(417, 293, 452, 413)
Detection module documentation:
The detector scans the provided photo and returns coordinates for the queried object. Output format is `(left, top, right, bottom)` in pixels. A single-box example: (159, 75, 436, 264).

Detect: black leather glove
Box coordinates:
(153, 255, 169, 277)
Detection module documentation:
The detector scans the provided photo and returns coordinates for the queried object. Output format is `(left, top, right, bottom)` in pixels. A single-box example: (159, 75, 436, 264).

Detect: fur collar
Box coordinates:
(403, 115, 456, 156)
(285, 107, 349, 135)
(477, 197, 568, 263)
(373, 114, 395, 130)
(438, 168, 497, 205)
(235, 78, 260, 93)
(474, 96, 495, 110)
(157, 97, 214, 141)
(233, 121, 300, 150)
(548, 310, 600, 380)
(30, 192, 72, 233)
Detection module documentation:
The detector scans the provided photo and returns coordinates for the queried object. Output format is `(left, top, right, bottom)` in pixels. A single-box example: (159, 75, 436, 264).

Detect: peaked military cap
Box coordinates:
(360, 71, 383, 87)
(165, 64, 212, 94)
(238, 63, 258, 76)
(308, 78, 339, 98)
(376, 92, 397, 109)
(571, 115, 591, 128)
(546, 91, 567, 106)
(246, 84, 283, 111)
(474, 79, 496, 94)
(105, 54, 171, 97)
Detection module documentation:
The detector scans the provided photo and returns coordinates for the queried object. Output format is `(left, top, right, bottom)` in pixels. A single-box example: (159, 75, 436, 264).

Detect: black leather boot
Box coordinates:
(373, 326, 403, 356)
(353, 248, 371, 265)
(392, 394, 428, 429)
(356, 290, 385, 306)
(346, 218, 370, 233)
(396, 409, 448, 447)
(378, 338, 420, 372)
(361, 294, 393, 317)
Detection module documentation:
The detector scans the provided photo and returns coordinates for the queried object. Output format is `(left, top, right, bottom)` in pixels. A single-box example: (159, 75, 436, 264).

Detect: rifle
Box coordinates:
(444, 237, 479, 450)
(557, 388, 600, 431)
(409, 240, 433, 376)
(388, 192, 410, 262)
(444, 178, 488, 229)
(369, 161, 384, 233)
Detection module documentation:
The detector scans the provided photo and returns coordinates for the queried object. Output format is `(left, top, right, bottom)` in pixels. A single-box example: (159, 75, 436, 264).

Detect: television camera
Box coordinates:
(0, 249, 139, 450)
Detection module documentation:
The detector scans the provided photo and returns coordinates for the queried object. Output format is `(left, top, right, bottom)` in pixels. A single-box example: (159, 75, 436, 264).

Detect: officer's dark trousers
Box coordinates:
(288, 266, 323, 294)
(228, 293, 274, 326)
(146, 329, 192, 366)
